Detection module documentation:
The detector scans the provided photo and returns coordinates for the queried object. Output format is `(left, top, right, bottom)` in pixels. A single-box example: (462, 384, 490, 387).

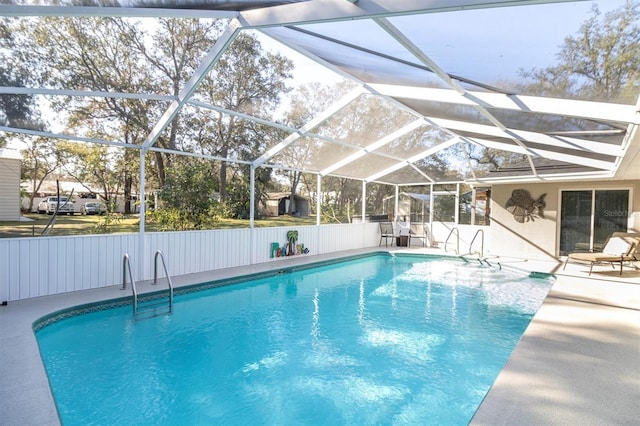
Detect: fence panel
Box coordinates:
(0, 234, 138, 302)
(0, 223, 382, 302)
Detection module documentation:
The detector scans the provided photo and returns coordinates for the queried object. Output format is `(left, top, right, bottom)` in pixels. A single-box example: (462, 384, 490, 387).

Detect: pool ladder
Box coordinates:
(445, 228, 499, 268)
(444, 228, 459, 255)
(122, 250, 174, 318)
(469, 229, 484, 258)
(444, 228, 486, 257)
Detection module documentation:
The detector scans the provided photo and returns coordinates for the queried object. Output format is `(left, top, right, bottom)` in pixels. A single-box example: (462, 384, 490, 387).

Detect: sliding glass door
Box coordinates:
(559, 190, 629, 255)
(560, 191, 592, 255)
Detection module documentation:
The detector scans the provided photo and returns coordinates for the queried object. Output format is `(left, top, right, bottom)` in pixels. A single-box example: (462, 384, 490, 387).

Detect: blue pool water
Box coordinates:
(36, 254, 554, 425)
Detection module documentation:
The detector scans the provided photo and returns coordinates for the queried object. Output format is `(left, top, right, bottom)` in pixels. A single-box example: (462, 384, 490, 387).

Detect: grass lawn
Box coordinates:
(0, 213, 329, 238)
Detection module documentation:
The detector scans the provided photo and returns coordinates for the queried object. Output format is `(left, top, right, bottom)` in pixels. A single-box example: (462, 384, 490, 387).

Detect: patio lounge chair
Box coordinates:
(563, 232, 640, 275)
(409, 223, 429, 247)
(379, 222, 396, 247)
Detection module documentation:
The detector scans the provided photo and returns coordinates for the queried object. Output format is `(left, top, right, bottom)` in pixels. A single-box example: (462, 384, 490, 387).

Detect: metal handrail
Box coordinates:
(153, 250, 174, 313)
(122, 253, 138, 314)
(470, 229, 484, 258)
(444, 228, 459, 255)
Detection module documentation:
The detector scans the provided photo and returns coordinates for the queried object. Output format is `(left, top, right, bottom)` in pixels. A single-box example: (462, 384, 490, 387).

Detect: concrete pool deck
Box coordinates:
(1, 247, 638, 425)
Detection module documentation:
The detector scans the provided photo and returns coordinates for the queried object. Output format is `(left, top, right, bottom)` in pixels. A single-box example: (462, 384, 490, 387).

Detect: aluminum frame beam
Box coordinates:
(365, 137, 460, 182)
(252, 86, 365, 166)
(0, 87, 173, 102)
(469, 137, 616, 170)
(428, 117, 625, 158)
(0, 126, 138, 150)
(187, 99, 297, 133)
(319, 119, 426, 176)
(368, 84, 640, 125)
(240, 0, 582, 28)
(471, 169, 615, 183)
(0, 5, 238, 19)
(0, 0, 581, 22)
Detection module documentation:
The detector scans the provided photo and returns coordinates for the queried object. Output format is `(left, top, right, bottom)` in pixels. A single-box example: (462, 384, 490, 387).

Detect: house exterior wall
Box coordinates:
(0, 151, 22, 221)
(488, 180, 640, 261)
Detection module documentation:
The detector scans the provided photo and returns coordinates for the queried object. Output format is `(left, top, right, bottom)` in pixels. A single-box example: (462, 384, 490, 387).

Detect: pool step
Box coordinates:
(134, 296, 173, 320)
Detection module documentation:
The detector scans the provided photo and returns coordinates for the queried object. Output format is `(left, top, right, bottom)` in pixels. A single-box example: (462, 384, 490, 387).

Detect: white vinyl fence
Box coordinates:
(0, 223, 380, 302)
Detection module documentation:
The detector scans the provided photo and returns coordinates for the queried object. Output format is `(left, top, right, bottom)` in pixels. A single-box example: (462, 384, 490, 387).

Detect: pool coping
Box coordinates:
(1, 247, 639, 425)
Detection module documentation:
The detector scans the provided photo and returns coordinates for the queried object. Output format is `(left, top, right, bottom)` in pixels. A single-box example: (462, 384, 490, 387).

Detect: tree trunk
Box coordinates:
(219, 156, 228, 202)
(123, 174, 132, 214)
(28, 176, 38, 212)
(288, 171, 301, 214)
(154, 151, 166, 187)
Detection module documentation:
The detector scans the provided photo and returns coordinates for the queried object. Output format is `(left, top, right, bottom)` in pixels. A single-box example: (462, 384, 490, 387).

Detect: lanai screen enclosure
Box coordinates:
(1, 0, 639, 227)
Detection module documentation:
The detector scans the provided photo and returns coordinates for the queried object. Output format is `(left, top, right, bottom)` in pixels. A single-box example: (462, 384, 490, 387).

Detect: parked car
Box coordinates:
(81, 202, 107, 215)
(37, 196, 75, 215)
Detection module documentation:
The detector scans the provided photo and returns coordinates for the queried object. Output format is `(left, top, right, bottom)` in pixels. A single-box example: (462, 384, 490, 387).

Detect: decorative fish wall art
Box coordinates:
(505, 189, 547, 223)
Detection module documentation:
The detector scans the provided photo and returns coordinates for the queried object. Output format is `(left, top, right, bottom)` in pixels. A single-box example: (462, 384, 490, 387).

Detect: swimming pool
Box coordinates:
(36, 254, 554, 425)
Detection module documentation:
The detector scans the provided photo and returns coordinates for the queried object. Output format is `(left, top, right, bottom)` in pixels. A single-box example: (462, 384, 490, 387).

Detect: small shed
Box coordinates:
(261, 192, 309, 217)
(0, 149, 23, 221)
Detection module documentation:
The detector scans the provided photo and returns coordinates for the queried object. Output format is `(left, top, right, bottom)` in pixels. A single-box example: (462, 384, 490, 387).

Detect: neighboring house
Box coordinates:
(21, 179, 101, 199)
(0, 149, 22, 221)
(260, 192, 310, 217)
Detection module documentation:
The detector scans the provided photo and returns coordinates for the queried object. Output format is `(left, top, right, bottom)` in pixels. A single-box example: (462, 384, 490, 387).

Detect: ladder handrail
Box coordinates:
(153, 250, 174, 313)
(444, 227, 459, 255)
(470, 229, 484, 258)
(122, 253, 138, 314)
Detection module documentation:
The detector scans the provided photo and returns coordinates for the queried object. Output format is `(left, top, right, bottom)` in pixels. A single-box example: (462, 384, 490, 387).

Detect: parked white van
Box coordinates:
(37, 196, 75, 215)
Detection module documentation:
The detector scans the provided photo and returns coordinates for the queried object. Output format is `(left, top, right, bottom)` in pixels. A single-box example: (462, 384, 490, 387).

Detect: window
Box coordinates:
(433, 193, 456, 222)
